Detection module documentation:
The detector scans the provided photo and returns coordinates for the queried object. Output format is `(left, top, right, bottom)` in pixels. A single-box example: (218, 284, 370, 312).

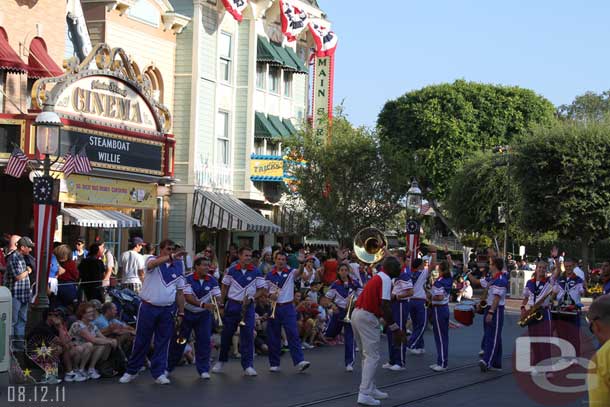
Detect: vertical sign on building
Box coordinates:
(312, 55, 335, 142)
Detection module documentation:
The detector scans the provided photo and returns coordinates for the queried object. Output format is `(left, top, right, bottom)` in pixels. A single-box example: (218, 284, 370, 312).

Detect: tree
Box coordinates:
(284, 115, 402, 246)
(512, 120, 610, 264)
(557, 90, 610, 123)
(377, 80, 556, 202)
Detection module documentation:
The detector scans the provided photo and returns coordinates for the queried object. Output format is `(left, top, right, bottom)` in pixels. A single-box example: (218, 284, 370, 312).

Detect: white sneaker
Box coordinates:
(479, 360, 488, 372)
(64, 371, 76, 382)
(155, 374, 170, 384)
(74, 370, 88, 382)
(389, 364, 405, 371)
(372, 389, 389, 400)
(119, 372, 138, 384)
(478, 350, 485, 356)
(244, 367, 258, 376)
(269, 366, 281, 372)
(297, 360, 311, 372)
(430, 364, 447, 372)
(302, 342, 314, 349)
(345, 363, 353, 372)
(87, 368, 101, 380)
(200, 372, 210, 380)
(211, 362, 224, 373)
(382, 362, 392, 369)
(357, 393, 381, 406)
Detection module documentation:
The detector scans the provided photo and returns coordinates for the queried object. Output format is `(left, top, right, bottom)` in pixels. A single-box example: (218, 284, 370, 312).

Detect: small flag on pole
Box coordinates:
(62, 146, 76, 178)
(75, 147, 92, 174)
(4, 147, 29, 178)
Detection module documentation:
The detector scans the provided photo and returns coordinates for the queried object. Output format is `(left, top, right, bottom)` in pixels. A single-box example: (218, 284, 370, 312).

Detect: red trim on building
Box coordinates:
(27, 37, 63, 78)
(0, 27, 28, 73)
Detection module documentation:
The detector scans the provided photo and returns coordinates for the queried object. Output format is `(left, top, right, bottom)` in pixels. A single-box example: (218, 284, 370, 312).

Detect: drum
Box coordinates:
(454, 304, 475, 326)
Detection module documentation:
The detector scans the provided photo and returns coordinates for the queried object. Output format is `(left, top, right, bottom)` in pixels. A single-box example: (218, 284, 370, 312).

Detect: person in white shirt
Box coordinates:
(120, 237, 145, 293)
(119, 239, 186, 385)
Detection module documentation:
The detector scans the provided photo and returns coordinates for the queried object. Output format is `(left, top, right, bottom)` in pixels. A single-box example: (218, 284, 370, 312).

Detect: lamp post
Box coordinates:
(27, 110, 62, 331)
(405, 179, 422, 265)
(493, 145, 510, 262)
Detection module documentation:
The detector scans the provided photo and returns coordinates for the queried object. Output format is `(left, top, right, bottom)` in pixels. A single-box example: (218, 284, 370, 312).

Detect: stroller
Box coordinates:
(108, 287, 141, 326)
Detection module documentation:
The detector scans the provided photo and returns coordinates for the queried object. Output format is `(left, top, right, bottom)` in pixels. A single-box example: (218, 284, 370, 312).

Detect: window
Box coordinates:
(0, 72, 5, 113)
(267, 141, 279, 156)
(269, 66, 280, 94)
(254, 140, 265, 155)
(127, 0, 160, 27)
(0, 124, 21, 154)
(216, 111, 230, 165)
(256, 62, 266, 89)
(283, 71, 293, 97)
(219, 32, 232, 83)
(26, 78, 36, 110)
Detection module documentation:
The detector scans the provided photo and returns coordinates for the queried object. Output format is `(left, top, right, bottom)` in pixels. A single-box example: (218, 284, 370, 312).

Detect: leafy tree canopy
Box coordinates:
(557, 90, 610, 122)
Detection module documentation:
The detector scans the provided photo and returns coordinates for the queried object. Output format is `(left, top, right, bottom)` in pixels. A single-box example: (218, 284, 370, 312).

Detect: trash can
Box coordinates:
(0, 286, 12, 372)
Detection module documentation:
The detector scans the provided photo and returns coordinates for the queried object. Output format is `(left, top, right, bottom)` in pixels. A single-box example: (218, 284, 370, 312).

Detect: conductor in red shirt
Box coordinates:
(351, 254, 407, 406)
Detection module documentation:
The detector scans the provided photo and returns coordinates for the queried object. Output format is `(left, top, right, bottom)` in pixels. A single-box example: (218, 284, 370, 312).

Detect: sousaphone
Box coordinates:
(353, 227, 388, 264)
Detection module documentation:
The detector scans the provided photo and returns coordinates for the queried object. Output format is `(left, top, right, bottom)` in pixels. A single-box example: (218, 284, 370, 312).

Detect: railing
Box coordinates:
(195, 163, 233, 191)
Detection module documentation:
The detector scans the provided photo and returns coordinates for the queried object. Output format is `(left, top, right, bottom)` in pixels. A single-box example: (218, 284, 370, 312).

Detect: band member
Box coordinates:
(167, 256, 220, 379)
(407, 258, 431, 354)
(119, 239, 186, 385)
(213, 247, 266, 376)
(520, 260, 555, 375)
(429, 260, 453, 371)
(351, 255, 407, 406)
(384, 258, 413, 370)
(553, 257, 585, 358)
(321, 263, 363, 371)
(601, 262, 610, 295)
(265, 252, 311, 372)
(469, 257, 507, 372)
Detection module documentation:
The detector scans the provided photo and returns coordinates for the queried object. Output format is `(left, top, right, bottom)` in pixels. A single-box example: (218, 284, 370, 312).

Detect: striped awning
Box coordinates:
(193, 190, 281, 233)
(61, 208, 141, 228)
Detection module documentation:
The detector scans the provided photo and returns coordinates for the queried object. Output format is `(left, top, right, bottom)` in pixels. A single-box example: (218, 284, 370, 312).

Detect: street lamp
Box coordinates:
(406, 179, 422, 212)
(405, 179, 423, 266)
(27, 110, 62, 333)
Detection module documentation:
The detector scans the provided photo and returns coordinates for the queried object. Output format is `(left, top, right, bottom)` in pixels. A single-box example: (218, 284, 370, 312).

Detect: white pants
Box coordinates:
(351, 308, 381, 396)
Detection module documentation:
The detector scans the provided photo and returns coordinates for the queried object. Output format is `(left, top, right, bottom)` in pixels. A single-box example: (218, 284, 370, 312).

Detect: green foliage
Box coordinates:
(512, 120, 610, 245)
(284, 115, 402, 245)
(377, 80, 556, 202)
(557, 90, 610, 122)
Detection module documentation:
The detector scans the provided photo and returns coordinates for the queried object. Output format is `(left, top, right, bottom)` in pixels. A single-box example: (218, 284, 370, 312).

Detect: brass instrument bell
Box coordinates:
(354, 227, 388, 264)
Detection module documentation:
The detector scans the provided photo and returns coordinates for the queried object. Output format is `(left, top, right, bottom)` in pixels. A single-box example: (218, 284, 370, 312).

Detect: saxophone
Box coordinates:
(518, 288, 555, 327)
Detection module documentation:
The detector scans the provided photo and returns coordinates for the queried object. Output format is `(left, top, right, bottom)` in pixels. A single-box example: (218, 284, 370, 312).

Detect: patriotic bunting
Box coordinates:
(221, 0, 249, 22)
(280, 1, 309, 42)
(4, 147, 29, 178)
(308, 19, 338, 57)
(406, 219, 420, 268)
(75, 147, 92, 174)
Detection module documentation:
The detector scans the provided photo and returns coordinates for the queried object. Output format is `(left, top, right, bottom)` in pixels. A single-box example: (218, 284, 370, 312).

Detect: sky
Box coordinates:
(319, 0, 610, 128)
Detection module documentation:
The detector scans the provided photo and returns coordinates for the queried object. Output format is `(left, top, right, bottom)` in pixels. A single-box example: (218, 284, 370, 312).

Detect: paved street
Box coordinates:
(1, 305, 591, 407)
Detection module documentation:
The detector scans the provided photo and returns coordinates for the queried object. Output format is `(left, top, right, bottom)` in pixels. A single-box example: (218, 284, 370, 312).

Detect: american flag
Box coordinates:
(75, 147, 92, 174)
(62, 146, 76, 177)
(4, 147, 29, 178)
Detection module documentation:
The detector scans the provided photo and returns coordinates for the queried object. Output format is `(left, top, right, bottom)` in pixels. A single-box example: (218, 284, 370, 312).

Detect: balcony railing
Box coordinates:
(195, 162, 233, 191)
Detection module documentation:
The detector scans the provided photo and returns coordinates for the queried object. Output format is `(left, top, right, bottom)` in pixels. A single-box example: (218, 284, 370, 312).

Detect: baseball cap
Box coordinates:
(131, 237, 144, 245)
(17, 236, 34, 248)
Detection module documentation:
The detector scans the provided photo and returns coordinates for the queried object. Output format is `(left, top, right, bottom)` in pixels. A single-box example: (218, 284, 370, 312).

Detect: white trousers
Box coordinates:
(351, 308, 381, 396)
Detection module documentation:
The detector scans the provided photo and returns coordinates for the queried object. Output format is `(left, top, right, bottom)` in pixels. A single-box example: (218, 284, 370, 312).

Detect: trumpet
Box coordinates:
(239, 296, 251, 327)
(211, 295, 223, 327)
(270, 299, 278, 319)
(175, 315, 187, 345)
(343, 292, 356, 323)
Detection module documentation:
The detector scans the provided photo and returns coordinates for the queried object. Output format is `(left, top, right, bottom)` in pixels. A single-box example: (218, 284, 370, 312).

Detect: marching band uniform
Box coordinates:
(553, 273, 584, 356)
(407, 265, 429, 354)
(478, 274, 492, 355)
(386, 267, 413, 368)
(325, 277, 362, 370)
(430, 275, 452, 370)
(604, 279, 610, 295)
(266, 265, 310, 371)
(480, 272, 508, 371)
(167, 272, 220, 376)
(522, 276, 554, 370)
(216, 262, 265, 373)
(121, 256, 185, 382)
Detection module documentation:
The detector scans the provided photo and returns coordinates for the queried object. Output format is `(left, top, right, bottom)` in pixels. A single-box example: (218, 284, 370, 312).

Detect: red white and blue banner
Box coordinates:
(222, 0, 249, 22)
(406, 219, 420, 267)
(31, 176, 59, 305)
(280, 1, 309, 42)
(308, 18, 338, 57)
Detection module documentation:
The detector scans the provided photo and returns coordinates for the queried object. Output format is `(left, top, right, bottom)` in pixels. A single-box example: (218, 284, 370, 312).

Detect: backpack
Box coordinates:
(97, 346, 127, 378)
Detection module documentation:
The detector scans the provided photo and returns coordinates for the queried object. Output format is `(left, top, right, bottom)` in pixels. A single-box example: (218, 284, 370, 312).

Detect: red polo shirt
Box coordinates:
(322, 258, 338, 285)
(355, 272, 392, 317)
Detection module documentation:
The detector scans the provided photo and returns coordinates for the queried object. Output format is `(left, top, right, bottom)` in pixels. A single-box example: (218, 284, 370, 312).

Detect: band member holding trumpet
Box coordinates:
(407, 257, 432, 355)
(213, 247, 266, 376)
(167, 256, 221, 379)
(119, 239, 186, 385)
(429, 261, 454, 372)
(265, 251, 311, 373)
(468, 257, 507, 372)
(321, 262, 363, 372)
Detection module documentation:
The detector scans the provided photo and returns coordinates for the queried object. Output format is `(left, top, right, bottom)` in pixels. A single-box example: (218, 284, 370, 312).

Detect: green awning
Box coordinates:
(283, 118, 298, 135)
(257, 36, 283, 65)
(284, 46, 308, 74)
(255, 111, 281, 139)
(268, 115, 291, 137)
(271, 42, 299, 72)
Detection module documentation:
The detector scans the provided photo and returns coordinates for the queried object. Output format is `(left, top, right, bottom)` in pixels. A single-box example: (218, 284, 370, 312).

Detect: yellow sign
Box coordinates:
(60, 174, 156, 208)
(313, 56, 331, 136)
(250, 159, 284, 179)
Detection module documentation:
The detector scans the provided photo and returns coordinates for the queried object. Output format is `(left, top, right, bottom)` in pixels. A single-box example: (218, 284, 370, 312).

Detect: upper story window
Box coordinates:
(219, 32, 232, 83)
(283, 71, 293, 98)
(127, 0, 160, 27)
(254, 139, 265, 155)
(216, 110, 230, 165)
(269, 66, 280, 94)
(256, 62, 266, 90)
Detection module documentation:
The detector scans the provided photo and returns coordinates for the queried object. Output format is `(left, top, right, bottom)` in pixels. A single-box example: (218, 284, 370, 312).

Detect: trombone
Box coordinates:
(269, 288, 278, 319)
(211, 295, 224, 327)
(343, 291, 356, 323)
(175, 315, 187, 345)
